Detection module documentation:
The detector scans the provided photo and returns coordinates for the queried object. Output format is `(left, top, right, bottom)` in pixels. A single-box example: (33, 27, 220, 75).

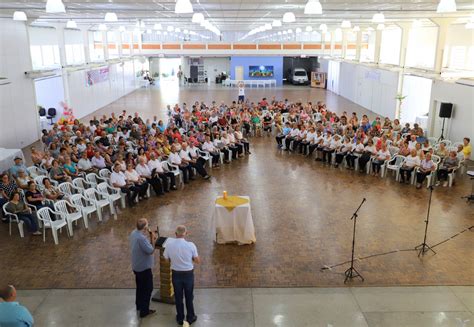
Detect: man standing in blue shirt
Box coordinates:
(164, 225, 200, 326)
(0, 285, 34, 327)
(129, 218, 157, 318)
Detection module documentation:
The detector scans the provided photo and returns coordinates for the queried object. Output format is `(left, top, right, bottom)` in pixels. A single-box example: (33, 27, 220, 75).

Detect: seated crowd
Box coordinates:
(270, 100, 471, 189)
(0, 100, 257, 236)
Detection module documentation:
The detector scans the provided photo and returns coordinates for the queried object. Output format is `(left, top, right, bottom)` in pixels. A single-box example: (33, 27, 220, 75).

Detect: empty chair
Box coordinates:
(54, 200, 86, 235)
(70, 194, 96, 226)
(97, 182, 125, 215)
(37, 207, 69, 245)
(84, 188, 113, 221)
(47, 108, 57, 125)
(2, 203, 25, 238)
(72, 177, 92, 190)
(86, 173, 107, 188)
(58, 182, 84, 197)
(382, 155, 405, 180)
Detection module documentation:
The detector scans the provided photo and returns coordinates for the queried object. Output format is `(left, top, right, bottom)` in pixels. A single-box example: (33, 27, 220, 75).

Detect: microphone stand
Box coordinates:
(415, 185, 436, 256)
(344, 198, 366, 283)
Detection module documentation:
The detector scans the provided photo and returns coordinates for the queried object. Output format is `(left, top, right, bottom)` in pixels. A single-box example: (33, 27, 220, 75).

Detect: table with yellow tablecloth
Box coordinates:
(211, 195, 256, 245)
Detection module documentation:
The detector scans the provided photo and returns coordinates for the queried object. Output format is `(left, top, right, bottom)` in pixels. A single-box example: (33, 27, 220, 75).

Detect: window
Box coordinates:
(360, 32, 375, 63)
(28, 26, 61, 69)
(89, 31, 105, 62)
(406, 26, 437, 69)
(380, 26, 401, 65)
(121, 32, 132, 56)
(107, 31, 119, 59)
(65, 29, 85, 65)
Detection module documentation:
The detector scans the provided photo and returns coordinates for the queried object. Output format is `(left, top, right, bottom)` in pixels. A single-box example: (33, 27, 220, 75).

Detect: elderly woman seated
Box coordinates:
(416, 153, 436, 189)
(436, 151, 459, 187)
(6, 191, 41, 235)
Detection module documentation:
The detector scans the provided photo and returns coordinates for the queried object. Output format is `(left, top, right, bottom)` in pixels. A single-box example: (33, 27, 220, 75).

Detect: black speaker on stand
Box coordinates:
(438, 102, 453, 141)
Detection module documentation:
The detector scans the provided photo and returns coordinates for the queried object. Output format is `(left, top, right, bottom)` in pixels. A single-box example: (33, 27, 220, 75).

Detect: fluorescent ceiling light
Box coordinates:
(319, 24, 327, 31)
(295, 27, 302, 33)
(175, 0, 193, 14)
(175, 27, 181, 33)
(153, 23, 162, 30)
(305, 26, 313, 32)
(98, 24, 107, 31)
(119, 26, 126, 32)
(283, 12, 296, 23)
(372, 12, 385, 23)
(192, 13, 204, 23)
(353, 26, 360, 32)
(436, 0, 457, 13)
(46, 0, 65, 13)
(304, 0, 322, 15)
(104, 12, 118, 22)
(341, 20, 351, 28)
(13, 11, 27, 21)
(167, 26, 174, 32)
(272, 20, 282, 27)
(376, 23, 385, 30)
(66, 20, 77, 28)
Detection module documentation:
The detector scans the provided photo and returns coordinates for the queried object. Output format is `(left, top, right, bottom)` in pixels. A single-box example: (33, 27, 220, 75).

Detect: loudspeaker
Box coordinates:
(439, 102, 453, 118)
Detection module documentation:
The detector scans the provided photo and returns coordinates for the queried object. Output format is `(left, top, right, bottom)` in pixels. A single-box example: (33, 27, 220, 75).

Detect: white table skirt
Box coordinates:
(0, 148, 25, 174)
(211, 196, 256, 245)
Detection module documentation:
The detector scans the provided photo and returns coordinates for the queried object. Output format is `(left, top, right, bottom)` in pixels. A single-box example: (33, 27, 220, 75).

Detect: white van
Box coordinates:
(290, 68, 309, 85)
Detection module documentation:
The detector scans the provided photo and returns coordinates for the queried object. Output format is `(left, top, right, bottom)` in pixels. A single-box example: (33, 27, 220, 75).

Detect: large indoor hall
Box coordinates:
(0, 0, 473, 326)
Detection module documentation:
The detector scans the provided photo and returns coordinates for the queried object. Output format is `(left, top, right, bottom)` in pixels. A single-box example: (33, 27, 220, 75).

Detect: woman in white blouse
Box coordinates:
(124, 164, 149, 199)
(400, 149, 421, 184)
(335, 136, 353, 168)
(358, 138, 377, 173)
(371, 144, 391, 176)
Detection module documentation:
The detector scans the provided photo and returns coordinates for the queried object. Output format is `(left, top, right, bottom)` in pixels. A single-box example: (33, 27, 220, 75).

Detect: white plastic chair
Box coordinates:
(448, 159, 464, 187)
(34, 175, 57, 191)
(162, 161, 183, 187)
(72, 177, 92, 190)
(86, 173, 107, 188)
(382, 155, 405, 180)
(54, 199, 86, 235)
(99, 169, 111, 180)
(37, 207, 69, 245)
(58, 182, 84, 197)
(70, 194, 96, 226)
(2, 203, 25, 238)
(97, 182, 125, 213)
(27, 166, 47, 178)
(84, 188, 113, 221)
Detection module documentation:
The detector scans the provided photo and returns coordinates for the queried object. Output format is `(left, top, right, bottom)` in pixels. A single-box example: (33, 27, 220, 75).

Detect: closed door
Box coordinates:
(235, 66, 244, 80)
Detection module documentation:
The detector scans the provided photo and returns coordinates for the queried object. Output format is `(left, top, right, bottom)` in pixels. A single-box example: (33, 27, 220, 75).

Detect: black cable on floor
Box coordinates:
(320, 225, 474, 271)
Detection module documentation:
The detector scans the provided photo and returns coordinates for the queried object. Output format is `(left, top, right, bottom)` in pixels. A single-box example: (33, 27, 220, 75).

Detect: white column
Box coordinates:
(117, 31, 123, 58)
(81, 28, 91, 63)
(341, 30, 348, 59)
(321, 31, 326, 56)
(355, 30, 362, 62)
(397, 23, 411, 68)
(373, 29, 382, 64)
(330, 31, 335, 57)
(103, 31, 109, 61)
(431, 18, 455, 74)
(54, 23, 71, 105)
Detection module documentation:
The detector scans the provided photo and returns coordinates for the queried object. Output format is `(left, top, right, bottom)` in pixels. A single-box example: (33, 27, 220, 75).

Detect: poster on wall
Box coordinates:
(249, 65, 274, 77)
(86, 67, 109, 86)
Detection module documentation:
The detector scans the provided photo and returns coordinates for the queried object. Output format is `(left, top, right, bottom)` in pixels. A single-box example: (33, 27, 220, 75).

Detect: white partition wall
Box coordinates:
(400, 75, 433, 124)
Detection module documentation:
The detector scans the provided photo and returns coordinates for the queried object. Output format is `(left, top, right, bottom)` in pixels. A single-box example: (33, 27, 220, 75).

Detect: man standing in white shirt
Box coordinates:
(164, 225, 200, 326)
(237, 81, 245, 103)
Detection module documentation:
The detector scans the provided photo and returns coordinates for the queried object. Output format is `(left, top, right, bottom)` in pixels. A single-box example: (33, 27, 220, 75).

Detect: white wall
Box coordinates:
(34, 76, 65, 117)
(67, 60, 138, 120)
(0, 20, 39, 149)
(400, 75, 432, 124)
(202, 57, 230, 83)
(428, 80, 473, 159)
(327, 60, 399, 119)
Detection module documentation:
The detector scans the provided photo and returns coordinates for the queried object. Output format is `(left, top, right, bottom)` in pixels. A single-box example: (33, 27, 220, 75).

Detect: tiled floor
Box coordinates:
(1, 84, 473, 289)
(17, 286, 474, 326)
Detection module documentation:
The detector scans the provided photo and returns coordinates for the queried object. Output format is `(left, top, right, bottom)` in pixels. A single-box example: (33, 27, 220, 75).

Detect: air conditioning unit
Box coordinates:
(0, 77, 11, 86)
(24, 69, 60, 79)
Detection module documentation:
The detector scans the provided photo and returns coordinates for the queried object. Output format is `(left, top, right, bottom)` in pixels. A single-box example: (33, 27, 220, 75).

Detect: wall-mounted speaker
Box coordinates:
(439, 102, 453, 118)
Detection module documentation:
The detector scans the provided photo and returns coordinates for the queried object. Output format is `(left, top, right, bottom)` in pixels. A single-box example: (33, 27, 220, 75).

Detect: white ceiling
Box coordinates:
(1, 0, 473, 32)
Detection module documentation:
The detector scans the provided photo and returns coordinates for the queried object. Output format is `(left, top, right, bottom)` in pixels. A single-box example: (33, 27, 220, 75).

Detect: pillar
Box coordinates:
(81, 27, 91, 64)
(431, 18, 455, 73)
(373, 29, 382, 64)
(54, 23, 71, 105)
(355, 30, 362, 62)
(321, 31, 326, 56)
(396, 23, 411, 68)
(341, 30, 348, 59)
(103, 31, 109, 60)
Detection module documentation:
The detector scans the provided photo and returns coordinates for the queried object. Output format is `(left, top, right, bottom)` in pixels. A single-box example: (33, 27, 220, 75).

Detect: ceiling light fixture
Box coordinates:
(46, 0, 66, 13)
(272, 20, 282, 27)
(192, 12, 204, 23)
(175, 0, 194, 14)
(305, 26, 313, 32)
(98, 24, 107, 31)
(372, 12, 385, 23)
(319, 24, 327, 31)
(282, 12, 296, 23)
(352, 26, 360, 32)
(66, 20, 77, 28)
(341, 20, 351, 28)
(13, 11, 27, 21)
(104, 12, 118, 22)
(304, 0, 322, 15)
(295, 27, 302, 33)
(436, 0, 457, 13)
(167, 26, 174, 32)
